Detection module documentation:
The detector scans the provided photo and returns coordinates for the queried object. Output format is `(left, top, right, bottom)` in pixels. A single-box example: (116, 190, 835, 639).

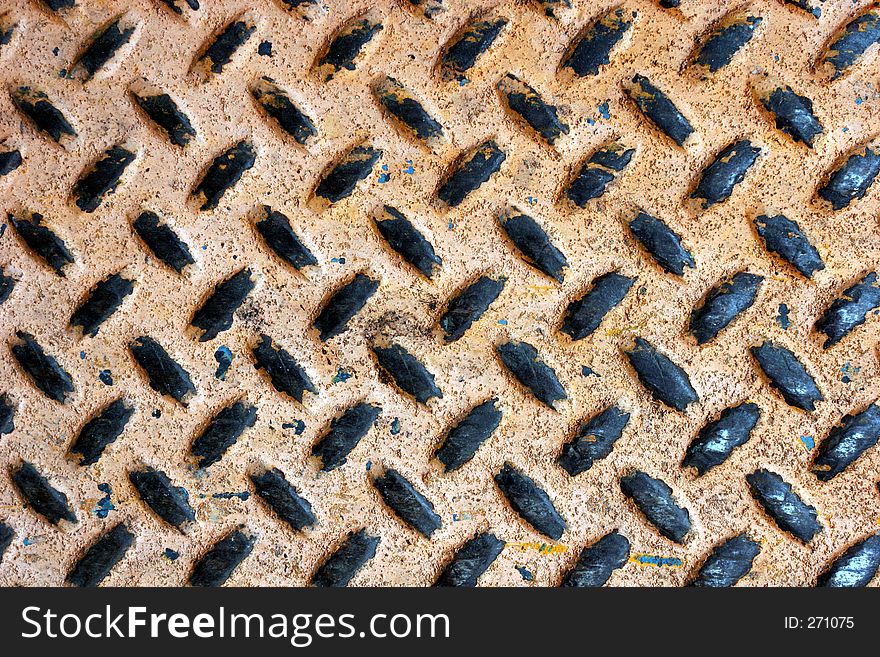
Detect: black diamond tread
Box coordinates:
(0, 0, 878, 588)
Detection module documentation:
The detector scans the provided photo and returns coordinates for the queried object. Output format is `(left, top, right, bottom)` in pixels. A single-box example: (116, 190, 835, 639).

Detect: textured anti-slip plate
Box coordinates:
(0, 0, 879, 587)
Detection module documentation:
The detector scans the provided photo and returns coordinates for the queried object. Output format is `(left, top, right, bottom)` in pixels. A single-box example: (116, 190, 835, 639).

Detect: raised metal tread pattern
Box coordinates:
(0, 0, 879, 587)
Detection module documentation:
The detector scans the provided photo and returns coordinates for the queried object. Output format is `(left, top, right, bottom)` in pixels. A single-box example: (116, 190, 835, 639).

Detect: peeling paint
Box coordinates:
(630, 554, 683, 568)
(515, 565, 533, 581)
(214, 345, 233, 380)
(93, 483, 115, 518)
(282, 419, 306, 435)
(332, 367, 352, 384)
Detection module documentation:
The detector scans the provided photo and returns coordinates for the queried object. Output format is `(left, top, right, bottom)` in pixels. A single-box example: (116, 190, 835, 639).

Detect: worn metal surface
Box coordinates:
(0, 0, 879, 586)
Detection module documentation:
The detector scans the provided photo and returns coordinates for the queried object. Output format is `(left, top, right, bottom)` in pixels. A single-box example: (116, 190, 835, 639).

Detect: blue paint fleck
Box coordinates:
(23, 537, 34, 546)
(58, 68, 67, 78)
(212, 491, 250, 501)
(98, 370, 113, 386)
(282, 419, 306, 435)
(164, 548, 179, 561)
(800, 435, 815, 450)
(447, 220, 454, 230)
(842, 126, 849, 132)
(214, 345, 233, 380)
(776, 303, 791, 330)
(497, 319, 508, 325)
(258, 41, 272, 57)
(390, 418, 400, 435)
(633, 555, 683, 567)
(332, 368, 352, 384)
(152, 409, 161, 419)
(598, 101, 611, 120)
(458, 78, 468, 87)
(403, 160, 415, 175)
(79, 350, 86, 360)
(856, 96, 864, 105)
(378, 170, 390, 183)
(202, 245, 208, 250)
(587, 117, 596, 126)
(582, 365, 600, 377)
(330, 257, 346, 264)
(94, 483, 115, 518)
(840, 362, 860, 384)
(526, 196, 537, 205)
(515, 565, 533, 581)
(365, 460, 372, 471)
(773, 53, 780, 62)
